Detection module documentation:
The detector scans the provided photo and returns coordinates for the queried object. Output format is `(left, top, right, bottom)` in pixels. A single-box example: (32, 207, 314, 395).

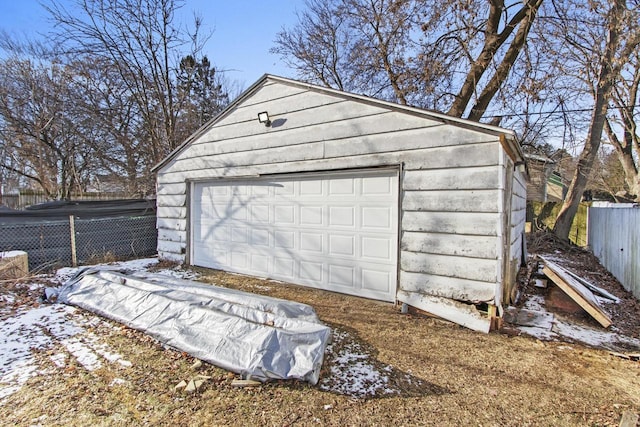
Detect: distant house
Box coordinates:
(153, 75, 527, 333)
(525, 153, 565, 202)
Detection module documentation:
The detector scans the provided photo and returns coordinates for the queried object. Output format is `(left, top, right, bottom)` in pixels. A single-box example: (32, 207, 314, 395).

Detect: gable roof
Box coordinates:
(153, 74, 521, 173)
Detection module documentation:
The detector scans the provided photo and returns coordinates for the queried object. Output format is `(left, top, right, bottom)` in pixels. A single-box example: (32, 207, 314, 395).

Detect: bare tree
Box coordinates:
(274, 0, 543, 118)
(0, 57, 97, 198)
(603, 50, 640, 198)
(273, 0, 453, 108)
(444, 0, 543, 119)
(589, 148, 629, 200)
(68, 56, 154, 195)
(553, 0, 640, 240)
(272, 0, 351, 91)
(45, 0, 208, 163)
(0, 0, 230, 198)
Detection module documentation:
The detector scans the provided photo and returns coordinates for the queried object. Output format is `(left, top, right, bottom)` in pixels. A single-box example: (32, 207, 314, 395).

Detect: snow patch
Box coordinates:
(0, 251, 27, 258)
(109, 378, 127, 387)
(0, 304, 131, 399)
(515, 296, 640, 351)
(523, 294, 545, 311)
(319, 330, 397, 398)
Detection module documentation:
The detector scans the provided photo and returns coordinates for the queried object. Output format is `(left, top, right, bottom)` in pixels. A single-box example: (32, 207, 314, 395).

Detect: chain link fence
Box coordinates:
(0, 215, 157, 272)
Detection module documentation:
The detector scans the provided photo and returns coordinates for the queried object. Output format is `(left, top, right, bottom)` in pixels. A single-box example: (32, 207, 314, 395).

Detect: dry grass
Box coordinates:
(1, 266, 639, 426)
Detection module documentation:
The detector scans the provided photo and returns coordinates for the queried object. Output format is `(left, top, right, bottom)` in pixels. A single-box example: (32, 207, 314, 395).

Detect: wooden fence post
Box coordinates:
(69, 215, 77, 267)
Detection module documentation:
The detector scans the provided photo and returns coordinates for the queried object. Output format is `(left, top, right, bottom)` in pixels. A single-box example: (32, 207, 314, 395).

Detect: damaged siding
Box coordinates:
(155, 76, 524, 331)
(400, 162, 503, 304)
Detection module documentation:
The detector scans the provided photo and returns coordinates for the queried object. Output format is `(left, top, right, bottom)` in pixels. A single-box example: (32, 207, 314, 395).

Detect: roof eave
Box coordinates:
(151, 74, 273, 173)
(153, 73, 522, 172)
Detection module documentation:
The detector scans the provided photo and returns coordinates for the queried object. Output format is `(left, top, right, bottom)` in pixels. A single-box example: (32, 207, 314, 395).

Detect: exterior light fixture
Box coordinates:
(257, 111, 271, 127)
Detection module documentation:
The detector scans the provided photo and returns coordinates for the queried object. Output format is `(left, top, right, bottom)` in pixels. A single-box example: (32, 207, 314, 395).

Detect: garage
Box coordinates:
(191, 170, 398, 302)
(154, 74, 526, 332)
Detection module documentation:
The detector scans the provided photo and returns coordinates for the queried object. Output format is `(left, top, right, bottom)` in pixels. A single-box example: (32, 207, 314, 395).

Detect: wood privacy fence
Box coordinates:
(1, 191, 131, 210)
(588, 203, 640, 299)
(0, 215, 157, 272)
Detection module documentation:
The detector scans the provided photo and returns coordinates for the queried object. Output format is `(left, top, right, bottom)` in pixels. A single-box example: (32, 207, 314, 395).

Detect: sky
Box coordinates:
(0, 0, 301, 89)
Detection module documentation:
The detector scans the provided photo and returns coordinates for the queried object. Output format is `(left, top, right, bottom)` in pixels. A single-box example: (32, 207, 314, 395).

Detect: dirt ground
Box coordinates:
(1, 234, 639, 426)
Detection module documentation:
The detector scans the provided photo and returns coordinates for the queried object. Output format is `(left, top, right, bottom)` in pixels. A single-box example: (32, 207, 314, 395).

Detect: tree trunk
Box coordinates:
(467, 0, 542, 121)
(553, 0, 624, 240)
(447, 0, 537, 118)
(604, 118, 640, 198)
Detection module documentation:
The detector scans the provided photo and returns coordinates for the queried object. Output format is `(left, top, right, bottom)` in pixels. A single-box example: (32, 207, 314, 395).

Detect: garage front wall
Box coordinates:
(191, 170, 398, 301)
(156, 76, 521, 325)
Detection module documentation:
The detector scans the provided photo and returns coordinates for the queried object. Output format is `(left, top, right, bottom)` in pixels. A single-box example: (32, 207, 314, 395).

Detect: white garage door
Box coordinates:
(191, 169, 398, 302)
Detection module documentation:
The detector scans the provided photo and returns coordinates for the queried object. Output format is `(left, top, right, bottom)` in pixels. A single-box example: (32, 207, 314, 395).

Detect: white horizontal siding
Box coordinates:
(157, 217, 187, 231)
(169, 113, 445, 170)
(402, 211, 499, 236)
(403, 166, 501, 191)
(158, 250, 184, 263)
(401, 251, 497, 283)
(156, 79, 512, 312)
(234, 81, 307, 108)
(157, 239, 186, 254)
(396, 290, 490, 333)
(157, 141, 501, 185)
(156, 194, 186, 207)
(209, 90, 344, 132)
(157, 206, 186, 219)
(158, 227, 186, 243)
(402, 189, 500, 213)
(215, 96, 382, 132)
(510, 168, 527, 259)
(401, 232, 498, 259)
(400, 271, 495, 302)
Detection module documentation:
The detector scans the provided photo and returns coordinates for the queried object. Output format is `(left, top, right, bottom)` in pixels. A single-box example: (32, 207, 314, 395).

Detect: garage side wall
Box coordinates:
(156, 79, 505, 306)
(506, 165, 527, 303)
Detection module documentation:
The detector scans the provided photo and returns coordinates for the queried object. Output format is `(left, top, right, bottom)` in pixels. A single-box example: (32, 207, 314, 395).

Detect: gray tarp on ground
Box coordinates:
(57, 269, 331, 384)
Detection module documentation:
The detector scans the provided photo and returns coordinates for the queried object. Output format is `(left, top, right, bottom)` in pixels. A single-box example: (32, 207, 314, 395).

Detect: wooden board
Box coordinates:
(0, 251, 29, 280)
(564, 269, 620, 303)
(540, 257, 612, 328)
(397, 290, 491, 333)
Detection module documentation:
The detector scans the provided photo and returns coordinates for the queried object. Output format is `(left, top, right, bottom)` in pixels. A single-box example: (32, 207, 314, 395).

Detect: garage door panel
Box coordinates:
(231, 251, 248, 268)
(275, 181, 295, 196)
(250, 229, 270, 246)
(363, 175, 392, 195)
(361, 236, 392, 260)
(329, 178, 355, 195)
(329, 234, 355, 257)
(299, 232, 323, 253)
(273, 230, 295, 249)
(328, 265, 356, 288)
(274, 257, 295, 277)
(193, 241, 228, 267)
(299, 261, 323, 281)
(362, 269, 391, 292)
(300, 206, 323, 225)
(251, 205, 269, 222)
(362, 206, 392, 229)
(251, 184, 270, 196)
(300, 179, 322, 196)
(250, 254, 270, 273)
(191, 170, 398, 302)
(209, 224, 229, 241)
(274, 205, 295, 224)
(329, 206, 355, 227)
(231, 227, 249, 243)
